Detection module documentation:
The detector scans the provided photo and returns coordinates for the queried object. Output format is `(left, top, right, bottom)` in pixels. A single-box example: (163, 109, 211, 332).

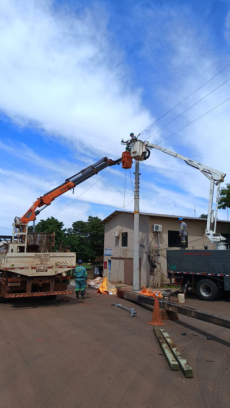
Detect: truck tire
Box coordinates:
(196, 279, 219, 301)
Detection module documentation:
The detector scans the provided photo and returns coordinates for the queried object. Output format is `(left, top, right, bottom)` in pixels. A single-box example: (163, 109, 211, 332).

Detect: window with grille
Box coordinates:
(121, 232, 128, 247)
(168, 231, 187, 248)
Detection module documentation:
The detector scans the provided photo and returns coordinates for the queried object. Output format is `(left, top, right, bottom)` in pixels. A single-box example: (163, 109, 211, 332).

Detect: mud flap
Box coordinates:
(224, 276, 230, 291)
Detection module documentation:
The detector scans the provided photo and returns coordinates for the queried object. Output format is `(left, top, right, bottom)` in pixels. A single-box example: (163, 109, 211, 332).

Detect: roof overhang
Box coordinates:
(101, 210, 230, 225)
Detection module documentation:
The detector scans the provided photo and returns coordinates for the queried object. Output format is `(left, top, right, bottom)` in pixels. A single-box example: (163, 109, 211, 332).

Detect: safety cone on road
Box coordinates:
(147, 294, 165, 326)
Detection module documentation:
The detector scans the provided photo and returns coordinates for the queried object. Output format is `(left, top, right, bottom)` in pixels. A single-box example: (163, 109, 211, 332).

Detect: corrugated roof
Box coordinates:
(101, 210, 230, 224)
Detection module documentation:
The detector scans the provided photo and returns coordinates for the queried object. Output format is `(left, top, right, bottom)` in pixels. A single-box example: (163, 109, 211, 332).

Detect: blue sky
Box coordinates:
(0, 0, 230, 234)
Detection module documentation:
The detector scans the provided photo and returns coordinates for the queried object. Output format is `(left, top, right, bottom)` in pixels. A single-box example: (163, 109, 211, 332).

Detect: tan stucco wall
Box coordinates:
(103, 213, 230, 287)
(103, 213, 150, 286)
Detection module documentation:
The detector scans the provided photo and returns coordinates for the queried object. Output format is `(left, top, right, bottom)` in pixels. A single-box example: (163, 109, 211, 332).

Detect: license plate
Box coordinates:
(36, 267, 48, 273)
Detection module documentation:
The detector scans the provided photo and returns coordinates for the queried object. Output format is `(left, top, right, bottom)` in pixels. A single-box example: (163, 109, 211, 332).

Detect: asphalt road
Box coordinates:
(0, 290, 229, 408)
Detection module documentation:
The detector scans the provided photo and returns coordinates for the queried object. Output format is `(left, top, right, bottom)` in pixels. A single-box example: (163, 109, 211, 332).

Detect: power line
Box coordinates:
(53, 167, 113, 217)
(139, 61, 230, 137)
(129, 168, 134, 192)
(149, 96, 230, 146)
(123, 170, 127, 209)
(53, 164, 134, 217)
(117, 170, 128, 281)
(117, 198, 134, 209)
(0, 226, 12, 230)
(145, 76, 230, 142)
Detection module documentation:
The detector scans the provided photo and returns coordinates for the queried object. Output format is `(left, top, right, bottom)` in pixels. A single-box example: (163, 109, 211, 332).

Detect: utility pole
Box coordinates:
(133, 160, 140, 290)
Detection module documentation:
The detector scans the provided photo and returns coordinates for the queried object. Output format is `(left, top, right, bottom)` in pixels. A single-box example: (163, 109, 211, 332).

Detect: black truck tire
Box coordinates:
(196, 279, 219, 301)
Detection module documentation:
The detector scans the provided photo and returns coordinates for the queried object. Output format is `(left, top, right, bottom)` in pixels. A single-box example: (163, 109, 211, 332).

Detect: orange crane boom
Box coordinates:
(20, 156, 121, 224)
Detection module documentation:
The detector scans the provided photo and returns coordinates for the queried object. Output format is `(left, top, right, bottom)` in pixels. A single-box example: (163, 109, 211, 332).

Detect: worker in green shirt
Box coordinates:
(74, 259, 88, 299)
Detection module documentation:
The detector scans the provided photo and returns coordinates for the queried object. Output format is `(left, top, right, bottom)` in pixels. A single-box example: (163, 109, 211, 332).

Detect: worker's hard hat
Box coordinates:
(78, 259, 83, 264)
(130, 132, 134, 136)
(178, 217, 183, 221)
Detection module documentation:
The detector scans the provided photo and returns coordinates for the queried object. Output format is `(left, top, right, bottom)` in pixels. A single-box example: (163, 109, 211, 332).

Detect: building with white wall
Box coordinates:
(102, 211, 230, 287)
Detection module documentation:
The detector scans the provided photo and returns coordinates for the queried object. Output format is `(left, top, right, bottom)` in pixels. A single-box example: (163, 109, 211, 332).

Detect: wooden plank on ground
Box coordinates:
(121, 291, 230, 330)
(160, 330, 193, 378)
(153, 328, 179, 371)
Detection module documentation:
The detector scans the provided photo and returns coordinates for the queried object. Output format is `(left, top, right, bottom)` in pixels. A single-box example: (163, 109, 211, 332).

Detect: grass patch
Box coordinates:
(82, 263, 92, 270)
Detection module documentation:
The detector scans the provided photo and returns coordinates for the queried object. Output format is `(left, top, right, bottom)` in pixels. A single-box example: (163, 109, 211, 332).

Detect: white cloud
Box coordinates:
(0, 0, 152, 159)
(0, 139, 82, 176)
(136, 5, 230, 215)
(0, 0, 229, 231)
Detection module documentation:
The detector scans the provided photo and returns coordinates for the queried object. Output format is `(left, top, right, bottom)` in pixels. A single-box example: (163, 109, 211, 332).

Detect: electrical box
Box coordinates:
(152, 224, 162, 232)
(113, 231, 119, 237)
(130, 141, 148, 161)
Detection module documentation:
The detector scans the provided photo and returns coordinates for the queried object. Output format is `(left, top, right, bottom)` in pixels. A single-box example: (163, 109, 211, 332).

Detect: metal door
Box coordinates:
(124, 259, 141, 285)
(124, 259, 133, 285)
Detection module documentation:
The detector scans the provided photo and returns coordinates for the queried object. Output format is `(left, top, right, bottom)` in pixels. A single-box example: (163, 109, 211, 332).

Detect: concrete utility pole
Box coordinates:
(133, 160, 140, 291)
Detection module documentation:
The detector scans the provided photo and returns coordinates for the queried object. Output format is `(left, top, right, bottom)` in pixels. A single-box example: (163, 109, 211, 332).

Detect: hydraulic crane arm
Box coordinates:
(144, 141, 226, 244)
(20, 157, 121, 224)
(144, 142, 225, 183)
(124, 137, 226, 248)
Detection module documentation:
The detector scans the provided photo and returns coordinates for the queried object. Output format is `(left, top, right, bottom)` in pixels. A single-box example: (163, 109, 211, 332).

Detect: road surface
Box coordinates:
(0, 289, 229, 408)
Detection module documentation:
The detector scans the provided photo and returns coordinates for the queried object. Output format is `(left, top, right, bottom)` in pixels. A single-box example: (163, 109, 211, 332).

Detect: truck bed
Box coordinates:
(0, 252, 76, 277)
(167, 250, 230, 277)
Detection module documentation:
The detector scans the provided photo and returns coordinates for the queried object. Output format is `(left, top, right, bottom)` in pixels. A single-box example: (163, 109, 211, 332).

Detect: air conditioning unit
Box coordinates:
(113, 231, 119, 237)
(152, 224, 162, 232)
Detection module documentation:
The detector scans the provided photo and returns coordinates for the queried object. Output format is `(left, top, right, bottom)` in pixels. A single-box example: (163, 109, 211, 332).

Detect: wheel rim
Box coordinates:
(200, 283, 212, 298)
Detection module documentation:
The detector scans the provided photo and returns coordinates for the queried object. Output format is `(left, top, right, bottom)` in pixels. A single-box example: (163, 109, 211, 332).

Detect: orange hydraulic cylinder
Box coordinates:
(122, 151, 133, 169)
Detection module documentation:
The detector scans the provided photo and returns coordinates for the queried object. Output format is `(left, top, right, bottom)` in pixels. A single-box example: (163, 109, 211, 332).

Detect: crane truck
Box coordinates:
(0, 157, 121, 301)
(122, 137, 229, 300)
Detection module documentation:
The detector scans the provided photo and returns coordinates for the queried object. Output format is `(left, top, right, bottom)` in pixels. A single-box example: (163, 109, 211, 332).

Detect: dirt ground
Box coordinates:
(0, 289, 229, 408)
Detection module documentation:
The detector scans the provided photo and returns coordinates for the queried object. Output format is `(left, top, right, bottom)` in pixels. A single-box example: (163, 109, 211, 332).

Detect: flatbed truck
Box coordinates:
(167, 249, 230, 300)
(0, 156, 121, 301)
(0, 230, 75, 300)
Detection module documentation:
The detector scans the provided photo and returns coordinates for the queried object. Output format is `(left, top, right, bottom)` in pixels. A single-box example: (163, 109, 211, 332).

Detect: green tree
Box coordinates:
(87, 216, 104, 260)
(199, 214, 208, 219)
(68, 221, 89, 260)
(218, 184, 230, 210)
(28, 217, 66, 251)
(70, 216, 104, 262)
(28, 215, 105, 260)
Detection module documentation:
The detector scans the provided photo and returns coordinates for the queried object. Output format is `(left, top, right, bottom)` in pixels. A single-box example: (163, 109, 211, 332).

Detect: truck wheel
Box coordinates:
(196, 279, 219, 301)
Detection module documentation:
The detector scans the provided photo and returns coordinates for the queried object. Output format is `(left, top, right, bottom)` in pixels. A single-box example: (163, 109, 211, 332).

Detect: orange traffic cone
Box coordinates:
(147, 294, 165, 326)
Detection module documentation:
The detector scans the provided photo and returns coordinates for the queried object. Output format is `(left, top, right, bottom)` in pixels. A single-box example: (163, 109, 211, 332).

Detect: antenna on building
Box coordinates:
(194, 206, 196, 217)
